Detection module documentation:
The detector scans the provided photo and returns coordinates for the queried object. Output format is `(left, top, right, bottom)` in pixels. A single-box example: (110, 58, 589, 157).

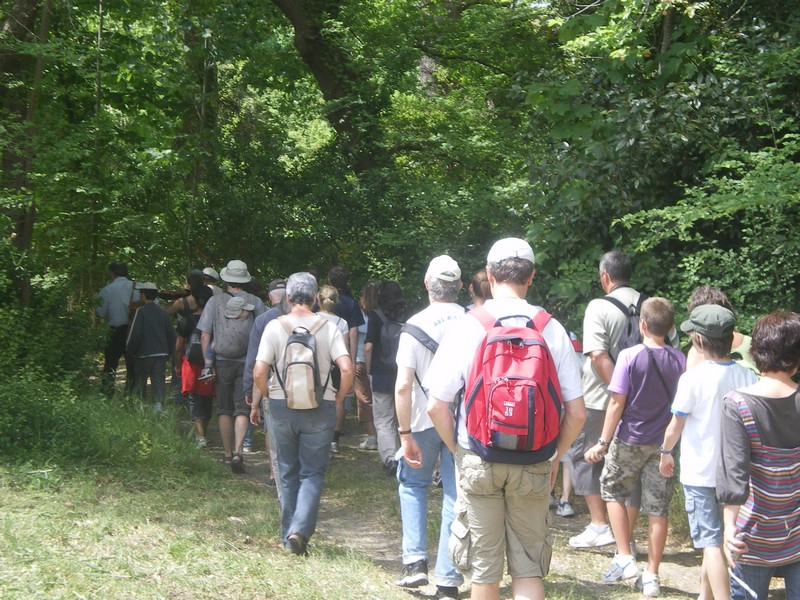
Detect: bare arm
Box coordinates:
(585, 392, 626, 463)
(428, 396, 456, 454)
(659, 414, 686, 477)
(589, 349, 615, 385)
(334, 354, 354, 406)
(174, 337, 186, 372)
(348, 327, 358, 366)
(722, 504, 747, 566)
(250, 362, 270, 426)
(364, 341, 374, 374)
(396, 367, 422, 467)
(201, 331, 213, 367)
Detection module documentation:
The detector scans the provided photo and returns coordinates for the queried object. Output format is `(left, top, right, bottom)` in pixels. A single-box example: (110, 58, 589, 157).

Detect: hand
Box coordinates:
(550, 461, 560, 490)
(400, 434, 423, 468)
(245, 395, 253, 407)
(659, 453, 674, 477)
(724, 527, 747, 567)
(584, 444, 606, 464)
(249, 403, 261, 427)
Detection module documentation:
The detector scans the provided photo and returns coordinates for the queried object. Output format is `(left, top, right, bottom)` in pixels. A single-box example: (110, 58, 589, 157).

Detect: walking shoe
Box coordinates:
(435, 585, 459, 599)
(556, 500, 575, 517)
(198, 366, 214, 381)
(636, 573, 661, 597)
(242, 444, 252, 454)
(384, 459, 398, 477)
(196, 437, 207, 449)
(154, 402, 163, 414)
(396, 559, 428, 587)
(602, 556, 639, 583)
(569, 523, 616, 548)
(287, 532, 308, 556)
(358, 436, 378, 450)
(432, 469, 442, 487)
(330, 441, 340, 453)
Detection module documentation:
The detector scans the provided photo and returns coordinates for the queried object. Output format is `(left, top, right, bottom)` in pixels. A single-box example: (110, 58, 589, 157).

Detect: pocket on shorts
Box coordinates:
(685, 494, 699, 541)
(449, 509, 472, 572)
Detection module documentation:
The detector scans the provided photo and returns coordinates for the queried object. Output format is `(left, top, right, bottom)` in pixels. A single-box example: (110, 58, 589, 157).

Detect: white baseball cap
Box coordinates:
(487, 237, 535, 264)
(425, 255, 462, 282)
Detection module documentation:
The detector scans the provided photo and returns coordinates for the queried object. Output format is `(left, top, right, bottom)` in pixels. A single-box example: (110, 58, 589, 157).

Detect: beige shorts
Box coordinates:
(450, 446, 553, 584)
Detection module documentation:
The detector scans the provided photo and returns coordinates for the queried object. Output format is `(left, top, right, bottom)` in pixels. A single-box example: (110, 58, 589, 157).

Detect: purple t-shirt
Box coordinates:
(607, 344, 686, 445)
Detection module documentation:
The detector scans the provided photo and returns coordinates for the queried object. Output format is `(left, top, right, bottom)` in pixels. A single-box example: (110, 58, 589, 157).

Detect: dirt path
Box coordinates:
(205, 416, 703, 599)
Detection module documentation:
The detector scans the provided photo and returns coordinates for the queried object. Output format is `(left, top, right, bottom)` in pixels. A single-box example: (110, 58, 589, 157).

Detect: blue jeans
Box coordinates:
(730, 559, 800, 600)
(397, 427, 463, 587)
(269, 399, 336, 546)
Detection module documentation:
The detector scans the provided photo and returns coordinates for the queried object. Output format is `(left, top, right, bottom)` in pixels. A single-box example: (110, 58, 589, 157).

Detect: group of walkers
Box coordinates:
(94, 240, 800, 600)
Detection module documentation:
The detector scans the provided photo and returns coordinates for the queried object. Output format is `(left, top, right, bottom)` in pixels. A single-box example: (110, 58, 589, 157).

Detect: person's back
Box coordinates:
(425, 238, 585, 600)
(660, 304, 757, 600)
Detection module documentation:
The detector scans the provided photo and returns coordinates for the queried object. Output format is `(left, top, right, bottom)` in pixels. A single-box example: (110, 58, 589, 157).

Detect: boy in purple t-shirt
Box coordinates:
(585, 297, 685, 596)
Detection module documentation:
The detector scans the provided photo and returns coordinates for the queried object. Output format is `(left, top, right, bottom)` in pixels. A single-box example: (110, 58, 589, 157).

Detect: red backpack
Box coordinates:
(462, 306, 563, 464)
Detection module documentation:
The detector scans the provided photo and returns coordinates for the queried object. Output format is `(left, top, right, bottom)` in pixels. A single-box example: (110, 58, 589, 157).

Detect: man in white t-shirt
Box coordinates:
(394, 255, 466, 598)
(425, 238, 586, 600)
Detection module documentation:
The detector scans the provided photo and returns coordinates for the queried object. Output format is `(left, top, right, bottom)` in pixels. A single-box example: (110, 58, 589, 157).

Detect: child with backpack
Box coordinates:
(585, 297, 685, 597)
(660, 304, 757, 600)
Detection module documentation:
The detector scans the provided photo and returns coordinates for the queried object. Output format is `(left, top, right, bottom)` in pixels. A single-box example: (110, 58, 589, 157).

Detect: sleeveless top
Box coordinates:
(733, 393, 800, 566)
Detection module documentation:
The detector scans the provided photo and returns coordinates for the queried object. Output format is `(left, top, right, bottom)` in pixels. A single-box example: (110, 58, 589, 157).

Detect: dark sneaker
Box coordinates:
(396, 559, 428, 587)
(435, 585, 459, 599)
(287, 532, 308, 556)
(384, 459, 398, 477)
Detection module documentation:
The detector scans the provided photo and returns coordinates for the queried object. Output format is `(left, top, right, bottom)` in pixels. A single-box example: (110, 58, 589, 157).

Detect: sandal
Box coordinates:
(231, 453, 245, 474)
(223, 455, 233, 466)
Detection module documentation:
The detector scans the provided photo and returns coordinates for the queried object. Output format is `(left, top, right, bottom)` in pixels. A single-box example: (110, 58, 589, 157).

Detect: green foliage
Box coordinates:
(0, 369, 212, 475)
(617, 135, 800, 328)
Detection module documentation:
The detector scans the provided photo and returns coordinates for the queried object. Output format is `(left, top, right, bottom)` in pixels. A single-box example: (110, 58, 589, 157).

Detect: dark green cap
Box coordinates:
(681, 305, 736, 337)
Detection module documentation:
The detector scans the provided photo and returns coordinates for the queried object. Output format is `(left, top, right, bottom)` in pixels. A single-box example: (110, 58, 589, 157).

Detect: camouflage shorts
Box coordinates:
(600, 439, 673, 517)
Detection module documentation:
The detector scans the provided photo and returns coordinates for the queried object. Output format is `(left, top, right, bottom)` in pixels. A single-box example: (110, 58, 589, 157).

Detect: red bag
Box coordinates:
(181, 356, 216, 397)
(463, 307, 563, 464)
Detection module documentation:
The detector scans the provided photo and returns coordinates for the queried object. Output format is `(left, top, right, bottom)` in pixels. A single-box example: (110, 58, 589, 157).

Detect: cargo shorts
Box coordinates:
(600, 438, 673, 517)
(450, 445, 553, 584)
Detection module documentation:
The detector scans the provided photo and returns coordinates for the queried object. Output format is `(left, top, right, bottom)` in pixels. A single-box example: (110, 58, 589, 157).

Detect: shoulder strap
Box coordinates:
(532, 310, 552, 332)
(401, 323, 439, 355)
(469, 306, 497, 331)
(373, 308, 386, 325)
(644, 346, 674, 401)
(278, 315, 293, 335)
(309, 316, 327, 336)
(603, 295, 633, 317)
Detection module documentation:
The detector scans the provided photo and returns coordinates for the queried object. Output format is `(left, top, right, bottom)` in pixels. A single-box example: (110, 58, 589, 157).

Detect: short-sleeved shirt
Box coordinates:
(606, 344, 686, 445)
(395, 302, 465, 432)
(96, 277, 137, 327)
(423, 297, 583, 451)
(671, 361, 757, 487)
(581, 287, 679, 410)
(255, 315, 348, 402)
(318, 311, 349, 338)
(195, 290, 266, 363)
(334, 291, 364, 331)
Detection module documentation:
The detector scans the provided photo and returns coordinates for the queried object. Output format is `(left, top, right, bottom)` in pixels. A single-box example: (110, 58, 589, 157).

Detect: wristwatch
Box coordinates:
(659, 446, 674, 455)
(597, 438, 609, 447)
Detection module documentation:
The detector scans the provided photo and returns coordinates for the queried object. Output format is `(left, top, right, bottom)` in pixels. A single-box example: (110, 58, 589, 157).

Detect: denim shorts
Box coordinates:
(683, 485, 723, 548)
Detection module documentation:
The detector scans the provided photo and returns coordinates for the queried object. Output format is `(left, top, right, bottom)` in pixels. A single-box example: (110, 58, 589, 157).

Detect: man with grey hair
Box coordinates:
(394, 255, 466, 598)
(426, 238, 586, 600)
(252, 272, 353, 556)
(196, 259, 265, 473)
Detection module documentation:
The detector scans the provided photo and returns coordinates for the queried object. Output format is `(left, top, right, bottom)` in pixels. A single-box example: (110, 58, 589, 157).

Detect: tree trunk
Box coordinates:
(1, 0, 50, 307)
(271, 0, 381, 172)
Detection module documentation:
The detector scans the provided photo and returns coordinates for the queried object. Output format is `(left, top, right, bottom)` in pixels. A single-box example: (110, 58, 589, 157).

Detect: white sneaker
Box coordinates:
(196, 437, 207, 448)
(602, 556, 639, 582)
(569, 523, 616, 548)
(556, 500, 575, 517)
(154, 402, 163, 414)
(330, 441, 340, 453)
(636, 573, 661, 597)
(358, 436, 378, 450)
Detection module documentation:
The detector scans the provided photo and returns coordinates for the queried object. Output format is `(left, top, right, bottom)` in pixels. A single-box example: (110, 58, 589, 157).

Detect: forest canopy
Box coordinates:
(2, 0, 798, 340)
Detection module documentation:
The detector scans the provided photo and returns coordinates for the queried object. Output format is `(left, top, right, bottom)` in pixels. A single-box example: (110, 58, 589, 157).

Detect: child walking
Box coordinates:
(660, 304, 757, 600)
(585, 297, 685, 597)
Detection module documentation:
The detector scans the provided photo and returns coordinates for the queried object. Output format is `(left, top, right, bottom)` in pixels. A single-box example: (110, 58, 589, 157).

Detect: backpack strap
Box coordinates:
(603, 295, 634, 317)
(645, 346, 676, 401)
(469, 306, 499, 331)
(532, 309, 552, 332)
(401, 323, 439, 355)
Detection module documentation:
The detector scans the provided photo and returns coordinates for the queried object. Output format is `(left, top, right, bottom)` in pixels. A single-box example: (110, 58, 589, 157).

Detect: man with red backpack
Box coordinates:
(426, 238, 586, 600)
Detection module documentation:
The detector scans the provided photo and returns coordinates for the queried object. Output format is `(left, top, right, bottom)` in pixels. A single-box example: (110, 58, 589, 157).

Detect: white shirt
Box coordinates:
(423, 298, 583, 449)
(672, 361, 757, 487)
(395, 302, 464, 432)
